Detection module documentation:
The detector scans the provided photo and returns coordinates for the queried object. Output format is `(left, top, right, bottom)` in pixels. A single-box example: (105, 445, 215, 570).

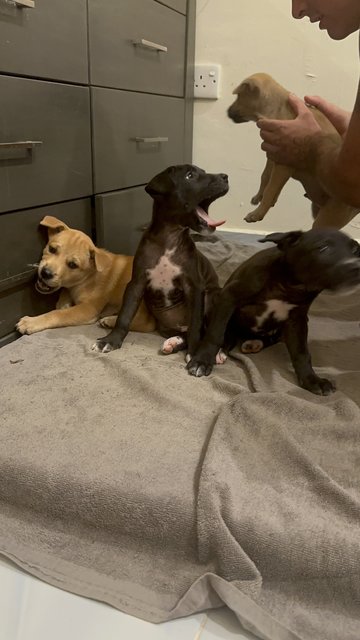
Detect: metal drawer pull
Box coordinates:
(0, 140, 42, 149)
(133, 137, 169, 144)
(133, 38, 167, 53)
(14, 0, 35, 8)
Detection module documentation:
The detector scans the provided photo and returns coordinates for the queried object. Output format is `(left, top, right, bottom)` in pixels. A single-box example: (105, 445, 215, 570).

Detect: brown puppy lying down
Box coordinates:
(16, 216, 155, 335)
(228, 72, 359, 229)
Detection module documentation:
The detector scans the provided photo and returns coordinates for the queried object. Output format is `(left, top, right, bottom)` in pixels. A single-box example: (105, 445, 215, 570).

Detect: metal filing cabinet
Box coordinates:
(0, 0, 196, 345)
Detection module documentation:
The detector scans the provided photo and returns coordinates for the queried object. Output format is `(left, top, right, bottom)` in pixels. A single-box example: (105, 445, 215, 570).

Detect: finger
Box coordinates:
(287, 92, 308, 115)
(257, 118, 284, 132)
(259, 129, 279, 143)
(261, 141, 279, 157)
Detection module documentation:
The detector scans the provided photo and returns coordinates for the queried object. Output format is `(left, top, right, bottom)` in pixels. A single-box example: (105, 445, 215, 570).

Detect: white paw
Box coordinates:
(241, 339, 264, 354)
(215, 348, 227, 365)
(161, 335, 185, 354)
(91, 341, 113, 353)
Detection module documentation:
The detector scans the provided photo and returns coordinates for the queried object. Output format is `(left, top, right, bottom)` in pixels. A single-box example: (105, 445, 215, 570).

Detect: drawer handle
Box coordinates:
(0, 140, 42, 149)
(13, 0, 35, 7)
(133, 137, 169, 144)
(133, 38, 168, 53)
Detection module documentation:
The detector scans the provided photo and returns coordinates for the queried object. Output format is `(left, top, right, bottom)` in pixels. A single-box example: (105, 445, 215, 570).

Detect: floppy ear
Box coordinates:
(90, 248, 111, 273)
(259, 230, 303, 251)
(233, 79, 260, 97)
(40, 216, 69, 237)
(145, 169, 174, 197)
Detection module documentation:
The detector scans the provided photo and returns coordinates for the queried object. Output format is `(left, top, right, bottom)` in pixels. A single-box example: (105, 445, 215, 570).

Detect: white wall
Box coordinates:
(193, 0, 359, 236)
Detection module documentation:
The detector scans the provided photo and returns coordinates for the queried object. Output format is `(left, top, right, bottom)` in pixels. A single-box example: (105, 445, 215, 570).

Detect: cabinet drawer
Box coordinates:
(0, 0, 88, 84)
(0, 198, 92, 289)
(0, 280, 59, 343)
(0, 76, 92, 213)
(88, 0, 186, 96)
(96, 188, 152, 256)
(92, 88, 185, 193)
(155, 0, 187, 14)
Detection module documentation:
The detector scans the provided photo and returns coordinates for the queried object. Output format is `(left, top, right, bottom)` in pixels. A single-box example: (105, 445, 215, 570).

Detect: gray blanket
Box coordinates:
(1, 236, 360, 640)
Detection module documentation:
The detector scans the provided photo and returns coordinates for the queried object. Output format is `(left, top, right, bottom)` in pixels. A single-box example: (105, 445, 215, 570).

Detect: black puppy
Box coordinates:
(93, 164, 229, 356)
(187, 228, 360, 395)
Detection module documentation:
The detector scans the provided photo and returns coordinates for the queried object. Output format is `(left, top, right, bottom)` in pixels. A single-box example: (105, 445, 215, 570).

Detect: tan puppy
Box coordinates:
(228, 72, 359, 228)
(16, 216, 156, 335)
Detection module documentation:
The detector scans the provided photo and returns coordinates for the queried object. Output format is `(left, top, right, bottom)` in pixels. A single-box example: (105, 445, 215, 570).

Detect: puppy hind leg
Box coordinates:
(245, 164, 292, 223)
(161, 335, 187, 355)
(312, 200, 357, 230)
(251, 159, 273, 205)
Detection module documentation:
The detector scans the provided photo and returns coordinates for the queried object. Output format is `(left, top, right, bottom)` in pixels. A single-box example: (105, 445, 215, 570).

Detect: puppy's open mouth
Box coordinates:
(35, 279, 60, 295)
(196, 196, 227, 231)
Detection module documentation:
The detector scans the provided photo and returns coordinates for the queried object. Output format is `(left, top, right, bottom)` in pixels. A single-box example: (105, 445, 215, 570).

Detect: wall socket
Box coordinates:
(194, 64, 221, 100)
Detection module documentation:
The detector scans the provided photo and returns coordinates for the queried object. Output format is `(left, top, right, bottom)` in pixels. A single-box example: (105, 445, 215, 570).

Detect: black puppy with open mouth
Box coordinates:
(93, 164, 229, 356)
(187, 228, 360, 395)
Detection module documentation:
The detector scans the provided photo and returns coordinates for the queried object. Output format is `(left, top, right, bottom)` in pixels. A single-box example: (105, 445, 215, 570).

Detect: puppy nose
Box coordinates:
(40, 266, 53, 280)
(220, 173, 228, 182)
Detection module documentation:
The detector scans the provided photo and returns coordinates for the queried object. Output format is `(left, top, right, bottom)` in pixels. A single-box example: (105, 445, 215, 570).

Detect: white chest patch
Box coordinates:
(146, 249, 182, 303)
(253, 299, 296, 332)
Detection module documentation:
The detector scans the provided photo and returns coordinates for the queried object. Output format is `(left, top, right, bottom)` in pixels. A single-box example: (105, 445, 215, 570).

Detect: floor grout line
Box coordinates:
(193, 613, 208, 640)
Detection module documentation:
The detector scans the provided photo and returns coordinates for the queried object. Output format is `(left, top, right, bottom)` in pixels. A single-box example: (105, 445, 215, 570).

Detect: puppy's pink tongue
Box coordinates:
(196, 206, 226, 228)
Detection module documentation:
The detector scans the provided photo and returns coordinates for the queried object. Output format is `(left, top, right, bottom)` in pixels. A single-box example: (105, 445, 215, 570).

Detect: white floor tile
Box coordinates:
(201, 608, 257, 640)
(0, 557, 205, 640)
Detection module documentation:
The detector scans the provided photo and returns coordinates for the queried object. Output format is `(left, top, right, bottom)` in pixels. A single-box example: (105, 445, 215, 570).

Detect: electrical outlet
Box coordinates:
(194, 64, 221, 100)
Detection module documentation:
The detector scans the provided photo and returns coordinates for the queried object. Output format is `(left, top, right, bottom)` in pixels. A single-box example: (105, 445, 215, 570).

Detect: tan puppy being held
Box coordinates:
(16, 216, 156, 335)
(228, 72, 359, 229)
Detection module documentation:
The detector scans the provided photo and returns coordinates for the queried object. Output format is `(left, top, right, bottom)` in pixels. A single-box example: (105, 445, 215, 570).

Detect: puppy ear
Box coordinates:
(145, 169, 174, 197)
(233, 80, 260, 97)
(259, 231, 303, 251)
(40, 216, 69, 237)
(90, 248, 111, 273)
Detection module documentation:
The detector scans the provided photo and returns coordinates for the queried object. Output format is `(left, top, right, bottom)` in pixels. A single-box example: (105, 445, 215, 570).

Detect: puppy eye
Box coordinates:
(48, 245, 57, 254)
(319, 245, 329, 253)
(67, 261, 78, 270)
(352, 242, 360, 255)
(185, 171, 193, 180)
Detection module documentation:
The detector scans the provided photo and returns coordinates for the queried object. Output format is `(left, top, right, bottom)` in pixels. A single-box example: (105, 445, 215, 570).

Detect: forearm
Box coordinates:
(312, 87, 360, 208)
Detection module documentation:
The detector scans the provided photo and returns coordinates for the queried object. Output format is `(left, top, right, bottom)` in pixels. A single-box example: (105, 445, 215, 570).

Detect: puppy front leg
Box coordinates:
(187, 288, 238, 377)
(245, 164, 291, 223)
(251, 159, 273, 205)
(186, 287, 205, 356)
(93, 278, 146, 353)
(16, 303, 100, 335)
(283, 309, 335, 395)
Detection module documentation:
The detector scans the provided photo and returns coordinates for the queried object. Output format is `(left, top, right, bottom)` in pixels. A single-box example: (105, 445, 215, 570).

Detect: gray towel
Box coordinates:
(0, 235, 359, 640)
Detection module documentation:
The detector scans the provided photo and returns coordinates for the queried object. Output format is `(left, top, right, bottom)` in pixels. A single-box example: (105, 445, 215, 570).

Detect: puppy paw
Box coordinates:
(251, 194, 263, 205)
(91, 334, 123, 354)
(240, 339, 264, 354)
(244, 209, 264, 223)
(301, 376, 336, 396)
(99, 315, 117, 329)
(161, 335, 185, 354)
(215, 348, 227, 364)
(16, 316, 42, 335)
(186, 358, 213, 377)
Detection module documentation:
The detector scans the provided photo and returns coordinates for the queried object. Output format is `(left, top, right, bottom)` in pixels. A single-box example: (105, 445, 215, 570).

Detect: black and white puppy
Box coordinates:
(93, 164, 229, 356)
(187, 228, 360, 395)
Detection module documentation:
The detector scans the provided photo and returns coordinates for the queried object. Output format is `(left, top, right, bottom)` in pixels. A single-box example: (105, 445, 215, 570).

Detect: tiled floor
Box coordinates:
(0, 556, 255, 640)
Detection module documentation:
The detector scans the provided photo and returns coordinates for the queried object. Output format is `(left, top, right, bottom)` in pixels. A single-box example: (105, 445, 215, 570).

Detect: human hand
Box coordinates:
(304, 95, 351, 137)
(257, 93, 322, 169)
